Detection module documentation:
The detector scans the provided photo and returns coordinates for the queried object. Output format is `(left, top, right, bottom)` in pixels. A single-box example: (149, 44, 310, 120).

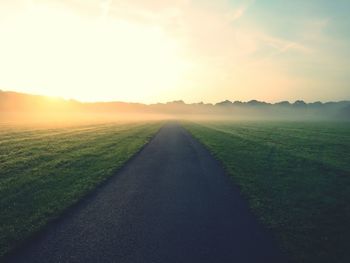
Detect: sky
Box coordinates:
(0, 0, 349, 103)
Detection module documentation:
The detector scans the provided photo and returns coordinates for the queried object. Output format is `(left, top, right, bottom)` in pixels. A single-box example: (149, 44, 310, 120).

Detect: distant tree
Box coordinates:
(293, 100, 307, 107)
(216, 100, 233, 106)
(275, 101, 291, 106)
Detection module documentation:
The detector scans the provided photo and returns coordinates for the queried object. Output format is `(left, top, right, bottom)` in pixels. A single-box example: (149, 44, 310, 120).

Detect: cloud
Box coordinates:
(225, 0, 255, 22)
(261, 34, 310, 54)
(225, 6, 246, 22)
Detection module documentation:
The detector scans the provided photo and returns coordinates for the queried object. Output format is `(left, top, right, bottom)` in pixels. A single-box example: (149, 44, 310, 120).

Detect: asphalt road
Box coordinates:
(6, 123, 286, 263)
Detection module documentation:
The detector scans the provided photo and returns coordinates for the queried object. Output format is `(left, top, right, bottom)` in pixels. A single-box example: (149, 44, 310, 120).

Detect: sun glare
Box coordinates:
(0, 2, 190, 103)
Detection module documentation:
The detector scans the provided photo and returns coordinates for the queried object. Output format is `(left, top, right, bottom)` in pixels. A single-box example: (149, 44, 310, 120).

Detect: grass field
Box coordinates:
(183, 121, 350, 263)
(0, 121, 161, 258)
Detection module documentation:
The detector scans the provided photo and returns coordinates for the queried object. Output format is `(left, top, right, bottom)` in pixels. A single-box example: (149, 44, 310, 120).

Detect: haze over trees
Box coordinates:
(1, 90, 349, 123)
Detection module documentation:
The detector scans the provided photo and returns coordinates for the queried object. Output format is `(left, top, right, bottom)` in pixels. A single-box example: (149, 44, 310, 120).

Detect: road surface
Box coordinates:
(6, 123, 286, 263)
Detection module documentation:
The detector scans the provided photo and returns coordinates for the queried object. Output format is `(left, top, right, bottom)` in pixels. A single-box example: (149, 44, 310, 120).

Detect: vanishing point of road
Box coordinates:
(6, 123, 286, 263)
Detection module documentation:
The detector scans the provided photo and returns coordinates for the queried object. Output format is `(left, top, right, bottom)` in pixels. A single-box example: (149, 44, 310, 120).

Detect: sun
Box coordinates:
(0, 2, 190, 103)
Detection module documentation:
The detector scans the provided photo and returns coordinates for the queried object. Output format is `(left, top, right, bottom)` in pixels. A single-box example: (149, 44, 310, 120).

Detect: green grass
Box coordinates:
(183, 121, 350, 263)
(0, 121, 161, 258)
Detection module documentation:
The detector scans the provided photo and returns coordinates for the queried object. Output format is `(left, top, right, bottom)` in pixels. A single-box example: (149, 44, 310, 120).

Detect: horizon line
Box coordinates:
(1, 89, 349, 105)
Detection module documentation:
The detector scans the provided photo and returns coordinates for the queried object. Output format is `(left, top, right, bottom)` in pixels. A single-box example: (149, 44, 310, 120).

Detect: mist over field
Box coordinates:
(1, 1, 350, 262)
(1, 90, 349, 123)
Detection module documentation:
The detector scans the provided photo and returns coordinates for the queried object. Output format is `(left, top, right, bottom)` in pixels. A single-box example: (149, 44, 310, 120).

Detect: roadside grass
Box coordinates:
(0, 121, 161, 258)
(183, 121, 350, 263)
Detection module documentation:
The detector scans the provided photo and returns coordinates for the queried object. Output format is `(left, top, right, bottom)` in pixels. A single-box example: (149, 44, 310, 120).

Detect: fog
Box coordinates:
(1, 91, 349, 125)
